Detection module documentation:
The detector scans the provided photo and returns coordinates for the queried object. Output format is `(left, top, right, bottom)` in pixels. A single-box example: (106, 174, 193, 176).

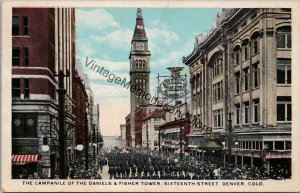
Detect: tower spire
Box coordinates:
(137, 8, 143, 18)
(133, 8, 147, 39)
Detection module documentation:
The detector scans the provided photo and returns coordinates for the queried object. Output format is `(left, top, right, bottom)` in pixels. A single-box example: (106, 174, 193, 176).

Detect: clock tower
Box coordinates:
(129, 8, 151, 147)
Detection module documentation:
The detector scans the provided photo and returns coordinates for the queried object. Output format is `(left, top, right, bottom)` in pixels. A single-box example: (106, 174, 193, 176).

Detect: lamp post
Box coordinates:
(158, 129, 161, 155)
(57, 70, 67, 179)
(93, 124, 96, 162)
(146, 122, 149, 152)
(84, 113, 89, 170)
(222, 112, 238, 167)
(180, 125, 183, 160)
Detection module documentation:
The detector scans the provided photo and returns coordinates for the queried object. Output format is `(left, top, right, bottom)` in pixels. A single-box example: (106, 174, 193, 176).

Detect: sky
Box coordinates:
(76, 7, 220, 136)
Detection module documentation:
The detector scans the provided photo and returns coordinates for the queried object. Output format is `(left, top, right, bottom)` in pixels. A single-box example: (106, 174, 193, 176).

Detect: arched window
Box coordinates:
(135, 60, 138, 68)
(142, 60, 146, 68)
(250, 32, 260, 55)
(277, 26, 291, 48)
(242, 39, 249, 61)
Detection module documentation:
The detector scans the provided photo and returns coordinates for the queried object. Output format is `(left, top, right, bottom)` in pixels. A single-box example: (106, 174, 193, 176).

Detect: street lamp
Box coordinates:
(221, 112, 238, 167)
(42, 136, 50, 152)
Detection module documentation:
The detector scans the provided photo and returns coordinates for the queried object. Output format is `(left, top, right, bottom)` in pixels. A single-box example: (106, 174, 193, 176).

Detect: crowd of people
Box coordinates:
(12, 149, 291, 180)
(104, 150, 290, 180)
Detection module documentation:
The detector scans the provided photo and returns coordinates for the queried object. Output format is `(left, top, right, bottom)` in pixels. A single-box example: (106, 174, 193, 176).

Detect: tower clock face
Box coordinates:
(136, 43, 144, 50)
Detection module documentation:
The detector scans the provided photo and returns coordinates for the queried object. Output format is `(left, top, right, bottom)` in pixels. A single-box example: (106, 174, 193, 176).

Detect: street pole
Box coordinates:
(93, 124, 96, 162)
(180, 126, 183, 160)
(85, 113, 89, 170)
(228, 112, 233, 165)
(96, 130, 99, 155)
(158, 129, 161, 155)
(146, 122, 149, 152)
(57, 70, 66, 179)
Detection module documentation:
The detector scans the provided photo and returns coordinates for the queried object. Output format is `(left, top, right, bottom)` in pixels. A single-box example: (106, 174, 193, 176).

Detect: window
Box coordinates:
(263, 141, 273, 150)
(235, 71, 240, 94)
(213, 58, 223, 78)
(253, 99, 259, 123)
(243, 45, 249, 60)
(235, 103, 240, 125)
(213, 109, 223, 127)
(212, 81, 223, 102)
(277, 58, 291, 84)
(23, 47, 29, 66)
(235, 51, 240, 64)
(255, 141, 260, 150)
(232, 46, 240, 65)
(275, 141, 284, 150)
(243, 101, 250, 124)
(277, 27, 291, 48)
(252, 38, 259, 55)
(243, 67, 249, 91)
(281, 8, 291, 12)
(24, 78, 29, 99)
(253, 63, 260, 88)
(12, 113, 37, 138)
(12, 16, 19, 35)
(12, 78, 21, 98)
(277, 96, 292, 121)
(286, 141, 291, 150)
(135, 60, 138, 68)
(12, 47, 20, 66)
(22, 16, 28, 35)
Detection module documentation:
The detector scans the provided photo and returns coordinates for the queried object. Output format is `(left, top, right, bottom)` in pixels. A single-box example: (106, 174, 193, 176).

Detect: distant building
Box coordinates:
(103, 136, 122, 151)
(120, 124, 126, 148)
(142, 108, 166, 150)
(160, 103, 191, 153)
(184, 8, 291, 173)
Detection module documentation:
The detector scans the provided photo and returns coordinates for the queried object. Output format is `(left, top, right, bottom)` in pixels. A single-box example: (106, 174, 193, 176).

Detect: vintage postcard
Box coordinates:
(1, 0, 300, 192)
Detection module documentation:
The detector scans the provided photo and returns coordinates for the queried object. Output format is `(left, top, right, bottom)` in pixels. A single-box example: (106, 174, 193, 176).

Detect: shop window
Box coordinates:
(263, 141, 273, 150)
(275, 141, 284, 150)
(12, 113, 37, 138)
(285, 141, 291, 150)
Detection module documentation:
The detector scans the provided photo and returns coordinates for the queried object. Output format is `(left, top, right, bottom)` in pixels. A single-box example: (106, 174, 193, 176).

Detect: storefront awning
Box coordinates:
(12, 154, 42, 164)
(198, 140, 223, 150)
(266, 151, 291, 159)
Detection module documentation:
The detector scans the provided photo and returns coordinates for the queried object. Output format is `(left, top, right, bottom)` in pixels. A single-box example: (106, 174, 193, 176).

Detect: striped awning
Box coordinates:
(12, 154, 42, 164)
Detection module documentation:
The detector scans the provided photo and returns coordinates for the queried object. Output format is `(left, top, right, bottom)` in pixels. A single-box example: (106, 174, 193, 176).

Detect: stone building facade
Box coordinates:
(184, 8, 291, 173)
